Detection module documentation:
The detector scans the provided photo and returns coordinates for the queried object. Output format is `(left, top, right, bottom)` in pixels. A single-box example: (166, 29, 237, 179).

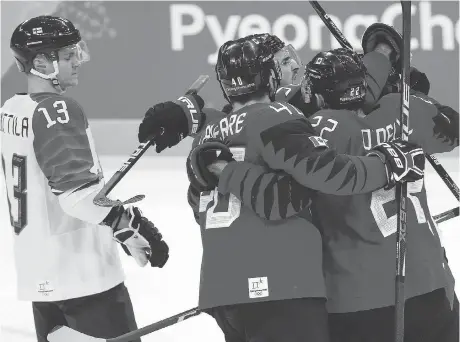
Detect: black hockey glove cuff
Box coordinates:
(367, 140, 425, 190)
(187, 139, 235, 191)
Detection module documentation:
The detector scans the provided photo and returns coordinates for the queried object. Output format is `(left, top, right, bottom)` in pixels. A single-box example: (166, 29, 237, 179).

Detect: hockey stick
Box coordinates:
(433, 207, 459, 224)
(309, 0, 460, 208)
(47, 307, 201, 342)
(394, 3, 411, 341)
(309, 1, 353, 51)
(92, 75, 210, 207)
(427, 155, 459, 201)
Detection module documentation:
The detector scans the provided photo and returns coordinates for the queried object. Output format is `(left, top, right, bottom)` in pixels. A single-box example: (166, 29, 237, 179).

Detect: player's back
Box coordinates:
(309, 92, 456, 313)
(194, 102, 325, 309)
(1, 93, 124, 302)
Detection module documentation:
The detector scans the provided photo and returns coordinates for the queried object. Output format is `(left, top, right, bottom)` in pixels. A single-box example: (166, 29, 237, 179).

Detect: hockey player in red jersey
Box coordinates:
(204, 47, 458, 342)
(1, 16, 169, 342)
(185, 35, 424, 342)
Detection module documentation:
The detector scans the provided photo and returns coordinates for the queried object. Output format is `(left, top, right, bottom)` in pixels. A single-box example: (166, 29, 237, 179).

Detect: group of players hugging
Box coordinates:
(1, 12, 458, 342)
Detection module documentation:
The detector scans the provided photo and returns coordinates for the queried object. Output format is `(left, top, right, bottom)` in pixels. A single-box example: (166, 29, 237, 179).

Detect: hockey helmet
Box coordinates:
(306, 48, 366, 109)
(10, 16, 89, 89)
(215, 35, 282, 102)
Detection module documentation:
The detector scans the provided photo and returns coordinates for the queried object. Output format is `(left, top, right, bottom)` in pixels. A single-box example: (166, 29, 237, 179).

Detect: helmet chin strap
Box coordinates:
(30, 60, 66, 93)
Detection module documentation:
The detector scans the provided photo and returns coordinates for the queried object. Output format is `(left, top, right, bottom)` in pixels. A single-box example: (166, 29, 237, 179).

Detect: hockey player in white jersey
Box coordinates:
(1, 16, 169, 342)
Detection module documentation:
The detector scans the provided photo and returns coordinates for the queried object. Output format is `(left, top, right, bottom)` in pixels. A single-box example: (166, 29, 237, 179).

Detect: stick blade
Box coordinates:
(93, 194, 146, 207)
(48, 326, 106, 342)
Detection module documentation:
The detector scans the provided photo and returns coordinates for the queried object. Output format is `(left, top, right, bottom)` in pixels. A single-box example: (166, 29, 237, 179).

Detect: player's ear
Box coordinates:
(32, 54, 50, 73)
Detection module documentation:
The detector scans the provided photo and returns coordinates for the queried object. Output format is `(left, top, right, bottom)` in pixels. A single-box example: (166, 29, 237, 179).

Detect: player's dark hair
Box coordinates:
(215, 34, 281, 104)
(306, 48, 367, 110)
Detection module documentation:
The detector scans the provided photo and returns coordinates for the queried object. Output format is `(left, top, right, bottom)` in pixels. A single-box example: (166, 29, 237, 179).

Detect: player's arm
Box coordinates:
(32, 96, 112, 224)
(362, 51, 392, 111)
(361, 23, 404, 112)
(218, 104, 423, 196)
(190, 105, 423, 212)
(33, 97, 168, 267)
(410, 93, 459, 153)
(216, 161, 314, 220)
(253, 106, 388, 194)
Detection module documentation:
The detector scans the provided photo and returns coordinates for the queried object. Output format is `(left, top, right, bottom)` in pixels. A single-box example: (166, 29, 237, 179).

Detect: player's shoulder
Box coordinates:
(311, 108, 355, 121)
(246, 101, 304, 120)
(309, 108, 357, 130)
(242, 102, 315, 140)
(274, 84, 302, 103)
(410, 91, 439, 106)
(202, 107, 227, 124)
(32, 93, 88, 131)
(379, 91, 436, 112)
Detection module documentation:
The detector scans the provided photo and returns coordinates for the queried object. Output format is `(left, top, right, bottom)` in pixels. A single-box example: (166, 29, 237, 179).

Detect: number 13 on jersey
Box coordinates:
(199, 147, 245, 229)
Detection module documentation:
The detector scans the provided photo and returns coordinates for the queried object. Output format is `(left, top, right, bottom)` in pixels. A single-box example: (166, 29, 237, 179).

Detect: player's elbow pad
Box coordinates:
(57, 180, 112, 225)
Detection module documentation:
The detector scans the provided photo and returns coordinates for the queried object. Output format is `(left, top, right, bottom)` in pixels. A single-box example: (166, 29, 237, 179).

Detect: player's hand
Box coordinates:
(187, 139, 235, 191)
(111, 206, 169, 268)
(131, 208, 169, 268)
(138, 93, 205, 152)
(432, 104, 459, 147)
(410, 67, 430, 95)
(367, 140, 425, 189)
(362, 23, 402, 72)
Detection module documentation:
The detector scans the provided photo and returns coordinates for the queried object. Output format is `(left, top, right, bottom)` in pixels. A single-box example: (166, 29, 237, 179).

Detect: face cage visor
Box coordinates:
(275, 44, 303, 84)
(277, 44, 302, 67)
(67, 40, 91, 63)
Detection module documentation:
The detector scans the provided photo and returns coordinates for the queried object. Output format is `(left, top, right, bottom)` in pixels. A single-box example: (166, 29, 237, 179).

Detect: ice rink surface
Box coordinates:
(1, 154, 459, 342)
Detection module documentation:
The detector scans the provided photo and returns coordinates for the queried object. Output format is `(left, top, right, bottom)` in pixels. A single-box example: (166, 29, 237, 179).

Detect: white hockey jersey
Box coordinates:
(0, 93, 125, 302)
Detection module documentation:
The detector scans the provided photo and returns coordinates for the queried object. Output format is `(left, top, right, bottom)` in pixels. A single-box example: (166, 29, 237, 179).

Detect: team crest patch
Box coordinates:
(309, 136, 329, 148)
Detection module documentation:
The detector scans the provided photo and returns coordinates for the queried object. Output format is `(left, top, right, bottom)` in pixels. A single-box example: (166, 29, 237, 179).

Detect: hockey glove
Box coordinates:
(367, 140, 425, 190)
(106, 206, 169, 268)
(187, 140, 235, 191)
(138, 94, 205, 152)
(410, 67, 430, 95)
(362, 23, 402, 73)
(432, 104, 459, 147)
